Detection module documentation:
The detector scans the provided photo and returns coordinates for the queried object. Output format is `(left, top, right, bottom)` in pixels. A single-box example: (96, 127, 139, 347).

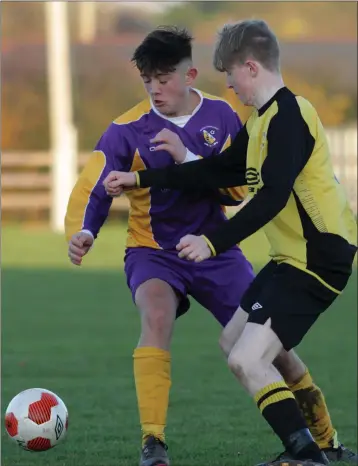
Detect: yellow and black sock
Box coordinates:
(255, 381, 326, 462)
(288, 369, 337, 449)
(133, 347, 171, 445)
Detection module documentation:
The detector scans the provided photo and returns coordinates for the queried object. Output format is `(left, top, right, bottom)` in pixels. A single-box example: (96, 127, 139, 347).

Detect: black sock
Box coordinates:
(255, 382, 327, 463)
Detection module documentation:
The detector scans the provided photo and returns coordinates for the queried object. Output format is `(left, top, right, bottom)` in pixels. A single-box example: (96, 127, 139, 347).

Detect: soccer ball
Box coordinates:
(4, 388, 68, 451)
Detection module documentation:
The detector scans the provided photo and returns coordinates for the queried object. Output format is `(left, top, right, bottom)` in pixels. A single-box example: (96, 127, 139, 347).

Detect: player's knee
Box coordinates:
(227, 347, 264, 382)
(142, 306, 173, 332)
(274, 349, 306, 384)
(273, 349, 294, 373)
(136, 280, 177, 335)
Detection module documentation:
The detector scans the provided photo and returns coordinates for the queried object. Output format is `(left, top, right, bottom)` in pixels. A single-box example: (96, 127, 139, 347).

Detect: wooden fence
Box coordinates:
(1, 152, 129, 220)
(1, 126, 357, 222)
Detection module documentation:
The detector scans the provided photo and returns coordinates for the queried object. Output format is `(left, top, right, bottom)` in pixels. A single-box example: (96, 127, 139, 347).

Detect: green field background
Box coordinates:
(2, 224, 357, 466)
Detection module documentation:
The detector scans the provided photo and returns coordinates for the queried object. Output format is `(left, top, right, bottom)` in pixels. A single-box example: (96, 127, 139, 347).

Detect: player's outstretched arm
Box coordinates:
(65, 149, 114, 244)
(137, 126, 249, 191)
(201, 106, 313, 256)
(65, 123, 129, 265)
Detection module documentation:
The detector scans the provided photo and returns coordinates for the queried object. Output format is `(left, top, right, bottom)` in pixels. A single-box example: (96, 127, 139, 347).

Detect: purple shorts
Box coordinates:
(124, 246, 254, 327)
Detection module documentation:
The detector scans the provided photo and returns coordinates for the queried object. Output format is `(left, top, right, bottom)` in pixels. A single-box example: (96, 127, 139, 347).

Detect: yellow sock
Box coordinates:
(133, 347, 171, 445)
(288, 369, 337, 449)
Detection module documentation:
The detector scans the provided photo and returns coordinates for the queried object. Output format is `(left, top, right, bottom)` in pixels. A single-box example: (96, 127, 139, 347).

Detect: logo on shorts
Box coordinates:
(252, 302, 262, 311)
(200, 126, 219, 147)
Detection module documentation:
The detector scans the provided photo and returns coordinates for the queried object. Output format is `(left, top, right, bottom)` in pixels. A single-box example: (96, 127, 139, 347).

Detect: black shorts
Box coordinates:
(241, 261, 341, 351)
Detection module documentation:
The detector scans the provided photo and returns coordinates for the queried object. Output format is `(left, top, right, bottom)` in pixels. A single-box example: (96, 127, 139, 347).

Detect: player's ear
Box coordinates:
(185, 67, 198, 86)
(246, 60, 259, 78)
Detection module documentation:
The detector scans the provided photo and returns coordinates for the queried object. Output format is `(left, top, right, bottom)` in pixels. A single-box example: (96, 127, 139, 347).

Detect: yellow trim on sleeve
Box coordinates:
(64, 150, 106, 242)
(202, 235, 217, 257)
(135, 171, 140, 187)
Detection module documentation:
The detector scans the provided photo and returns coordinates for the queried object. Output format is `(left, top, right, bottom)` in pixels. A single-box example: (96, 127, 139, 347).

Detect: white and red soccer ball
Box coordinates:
(4, 388, 68, 451)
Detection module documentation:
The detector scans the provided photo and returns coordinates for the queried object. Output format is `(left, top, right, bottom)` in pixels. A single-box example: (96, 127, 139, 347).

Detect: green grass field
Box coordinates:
(2, 224, 357, 466)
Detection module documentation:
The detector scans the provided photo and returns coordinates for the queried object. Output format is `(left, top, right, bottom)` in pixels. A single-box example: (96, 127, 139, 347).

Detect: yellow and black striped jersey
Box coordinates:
(138, 87, 357, 293)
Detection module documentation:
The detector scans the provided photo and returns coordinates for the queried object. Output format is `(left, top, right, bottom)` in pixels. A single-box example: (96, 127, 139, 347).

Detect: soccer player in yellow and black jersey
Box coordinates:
(104, 20, 357, 466)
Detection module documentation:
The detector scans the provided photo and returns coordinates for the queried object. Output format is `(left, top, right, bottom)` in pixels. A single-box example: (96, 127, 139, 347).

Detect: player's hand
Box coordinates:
(103, 171, 137, 197)
(68, 231, 94, 266)
(150, 128, 187, 163)
(176, 234, 212, 262)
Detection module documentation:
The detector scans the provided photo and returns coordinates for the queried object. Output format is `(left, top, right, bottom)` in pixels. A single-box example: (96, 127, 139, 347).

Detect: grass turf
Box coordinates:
(1, 224, 357, 465)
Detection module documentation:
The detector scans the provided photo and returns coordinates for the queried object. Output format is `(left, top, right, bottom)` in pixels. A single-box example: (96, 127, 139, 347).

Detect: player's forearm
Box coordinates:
(65, 206, 102, 242)
(65, 149, 117, 241)
(204, 187, 290, 255)
(65, 188, 87, 242)
(82, 200, 112, 238)
(138, 152, 246, 191)
(65, 180, 112, 241)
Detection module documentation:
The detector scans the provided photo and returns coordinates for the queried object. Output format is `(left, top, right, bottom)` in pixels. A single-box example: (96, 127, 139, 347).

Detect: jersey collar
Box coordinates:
(258, 86, 289, 117)
(149, 88, 204, 123)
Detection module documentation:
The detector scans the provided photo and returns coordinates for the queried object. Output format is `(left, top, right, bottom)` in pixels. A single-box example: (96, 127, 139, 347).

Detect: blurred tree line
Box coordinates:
(2, 1, 357, 151)
(159, 2, 357, 41)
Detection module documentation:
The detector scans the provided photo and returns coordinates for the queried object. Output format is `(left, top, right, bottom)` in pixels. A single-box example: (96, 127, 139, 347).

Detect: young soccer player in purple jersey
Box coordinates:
(65, 26, 254, 466)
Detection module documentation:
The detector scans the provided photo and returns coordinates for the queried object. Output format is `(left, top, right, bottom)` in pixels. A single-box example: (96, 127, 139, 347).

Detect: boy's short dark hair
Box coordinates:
(131, 26, 193, 75)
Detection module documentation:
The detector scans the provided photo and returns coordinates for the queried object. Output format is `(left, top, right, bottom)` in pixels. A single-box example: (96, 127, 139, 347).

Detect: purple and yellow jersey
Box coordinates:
(65, 89, 246, 250)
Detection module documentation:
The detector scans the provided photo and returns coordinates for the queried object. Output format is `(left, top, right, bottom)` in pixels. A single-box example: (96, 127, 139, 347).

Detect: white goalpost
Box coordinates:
(45, 1, 77, 233)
